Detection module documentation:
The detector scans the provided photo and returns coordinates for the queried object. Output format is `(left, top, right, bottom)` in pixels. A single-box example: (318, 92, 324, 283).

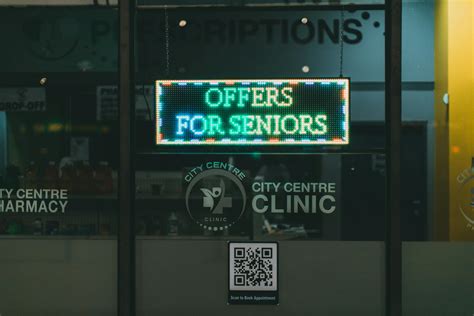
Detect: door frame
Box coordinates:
(117, 1, 402, 315)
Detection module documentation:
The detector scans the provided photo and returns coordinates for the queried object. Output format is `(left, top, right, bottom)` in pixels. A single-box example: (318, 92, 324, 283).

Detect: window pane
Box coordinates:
(402, 0, 474, 315)
(135, 2, 386, 315)
(0, 4, 118, 315)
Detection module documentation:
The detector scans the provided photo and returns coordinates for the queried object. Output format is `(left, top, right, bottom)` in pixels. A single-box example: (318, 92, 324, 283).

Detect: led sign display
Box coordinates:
(155, 78, 349, 145)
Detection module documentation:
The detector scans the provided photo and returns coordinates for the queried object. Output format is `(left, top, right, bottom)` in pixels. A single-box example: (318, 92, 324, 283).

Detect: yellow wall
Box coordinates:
(434, 0, 449, 240)
(436, 0, 474, 241)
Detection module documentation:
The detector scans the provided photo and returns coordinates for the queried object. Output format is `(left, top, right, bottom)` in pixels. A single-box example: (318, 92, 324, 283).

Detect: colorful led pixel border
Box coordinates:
(155, 78, 350, 145)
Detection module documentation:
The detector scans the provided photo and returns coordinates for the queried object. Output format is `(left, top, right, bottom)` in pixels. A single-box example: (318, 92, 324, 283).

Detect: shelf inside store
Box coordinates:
(0, 234, 251, 241)
(0, 193, 189, 201)
(0, 234, 116, 240)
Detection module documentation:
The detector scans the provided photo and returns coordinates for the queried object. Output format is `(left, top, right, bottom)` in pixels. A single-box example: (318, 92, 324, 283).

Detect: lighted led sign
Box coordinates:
(155, 78, 349, 145)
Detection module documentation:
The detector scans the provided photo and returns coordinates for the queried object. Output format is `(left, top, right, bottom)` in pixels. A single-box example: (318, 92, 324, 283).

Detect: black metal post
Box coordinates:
(385, 0, 402, 315)
(119, 0, 135, 315)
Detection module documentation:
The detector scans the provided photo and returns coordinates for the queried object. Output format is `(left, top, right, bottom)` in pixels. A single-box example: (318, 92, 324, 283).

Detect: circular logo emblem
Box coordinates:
(22, 15, 80, 61)
(185, 168, 246, 231)
(458, 173, 474, 227)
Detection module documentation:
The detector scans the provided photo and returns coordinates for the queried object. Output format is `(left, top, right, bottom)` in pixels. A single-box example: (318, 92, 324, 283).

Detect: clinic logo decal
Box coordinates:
(457, 168, 474, 230)
(184, 163, 247, 231)
(201, 181, 232, 215)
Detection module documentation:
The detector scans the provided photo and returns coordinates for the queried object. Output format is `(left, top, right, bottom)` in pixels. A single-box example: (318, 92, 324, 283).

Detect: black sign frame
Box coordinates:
(154, 77, 351, 153)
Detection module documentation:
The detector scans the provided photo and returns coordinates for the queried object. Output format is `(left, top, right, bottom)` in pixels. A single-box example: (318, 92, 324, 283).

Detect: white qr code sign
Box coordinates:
(228, 242, 278, 305)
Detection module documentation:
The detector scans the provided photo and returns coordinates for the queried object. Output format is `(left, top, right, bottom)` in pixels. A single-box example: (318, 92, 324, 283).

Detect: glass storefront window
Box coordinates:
(3, 0, 472, 315)
(402, 0, 474, 315)
(0, 3, 118, 315)
(134, 2, 387, 315)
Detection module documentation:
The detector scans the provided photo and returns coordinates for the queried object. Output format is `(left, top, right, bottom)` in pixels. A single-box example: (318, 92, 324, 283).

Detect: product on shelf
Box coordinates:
(6, 219, 23, 235)
(44, 161, 59, 189)
(95, 161, 113, 194)
(60, 162, 76, 192)
(32, 218, 43, 235)
(136, 217, 147, 235)
(4, 164, 20, 190)
(25, 161, 38, 189)
(150, 216, 161, 235)
(76, 161, 94, 194)
(168, 211, 179, 236)
(99, 223, 111, 235)
(45, 220, 59, 235)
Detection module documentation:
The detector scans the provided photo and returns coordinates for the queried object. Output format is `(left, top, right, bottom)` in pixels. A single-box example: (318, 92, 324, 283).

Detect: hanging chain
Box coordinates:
(164, 6, 170, 77)
(339, 6, 345, 77)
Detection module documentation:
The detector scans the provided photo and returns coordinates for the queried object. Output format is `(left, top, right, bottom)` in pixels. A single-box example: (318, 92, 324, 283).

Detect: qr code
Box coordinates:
(229, 243, 277, 291)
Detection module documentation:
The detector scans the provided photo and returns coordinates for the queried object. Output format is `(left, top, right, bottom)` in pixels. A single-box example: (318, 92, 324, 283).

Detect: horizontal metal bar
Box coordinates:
(352, 81, 434, 91)
(0, 74, 434, 92)
(0, 0, 117, 6)
(137, 3, 385, 10)
(135, 149, 388, 156)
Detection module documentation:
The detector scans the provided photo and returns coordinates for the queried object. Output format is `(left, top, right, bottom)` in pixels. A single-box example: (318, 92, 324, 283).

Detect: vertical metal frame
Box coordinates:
(119, 0, 136, 315)
(385, 0, 402, 315)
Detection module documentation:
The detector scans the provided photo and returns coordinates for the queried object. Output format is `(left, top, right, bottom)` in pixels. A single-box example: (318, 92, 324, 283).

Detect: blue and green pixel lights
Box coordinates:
(155, 79, 349, 145)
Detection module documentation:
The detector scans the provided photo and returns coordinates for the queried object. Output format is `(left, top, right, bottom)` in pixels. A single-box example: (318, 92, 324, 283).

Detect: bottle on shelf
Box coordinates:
(150, 215, 161, 235)
(32, 218, 43, 235)
(44, 161, 58, 189)
(25, 161, 38, 189)
(6, 219, 22, 235)
(77, 160, 94, 194)
(136, 217, 147, 235)
(168, 211, 179, 236)
(60, 162, 76, 193)
(4, 164, 20, 190)
(95, 161, 113, 194)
